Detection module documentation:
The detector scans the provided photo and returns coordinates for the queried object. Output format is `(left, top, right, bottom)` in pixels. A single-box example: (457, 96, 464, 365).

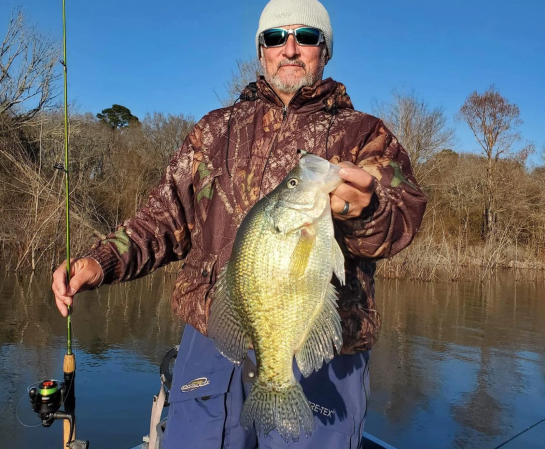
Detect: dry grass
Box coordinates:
(377, 229, 545, 282)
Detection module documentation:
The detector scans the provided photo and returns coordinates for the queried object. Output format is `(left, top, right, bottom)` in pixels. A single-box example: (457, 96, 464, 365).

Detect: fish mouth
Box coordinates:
(300, 155, 343, 194)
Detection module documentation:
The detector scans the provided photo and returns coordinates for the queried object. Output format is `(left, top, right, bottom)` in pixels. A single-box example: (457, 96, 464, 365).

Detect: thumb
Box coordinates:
(65, 258, 87, 295)
(67, 272, 86, 296)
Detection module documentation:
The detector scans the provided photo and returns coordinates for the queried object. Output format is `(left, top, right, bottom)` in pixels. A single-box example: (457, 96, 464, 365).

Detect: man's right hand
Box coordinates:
(52, 257, 103, 317)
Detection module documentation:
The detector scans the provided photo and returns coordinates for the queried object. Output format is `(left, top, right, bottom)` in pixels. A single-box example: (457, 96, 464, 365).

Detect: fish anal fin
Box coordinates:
(207, 264, 250, 364)
(289, 227, 316, 279)
(295, 283, 343, 377)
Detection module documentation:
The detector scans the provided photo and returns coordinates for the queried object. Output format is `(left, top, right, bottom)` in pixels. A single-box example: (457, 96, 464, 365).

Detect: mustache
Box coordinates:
(277, 59, 306, 70)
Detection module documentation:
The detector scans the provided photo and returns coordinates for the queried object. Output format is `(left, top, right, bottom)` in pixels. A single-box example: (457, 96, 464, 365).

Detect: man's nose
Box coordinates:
(282, 34, 300, 59)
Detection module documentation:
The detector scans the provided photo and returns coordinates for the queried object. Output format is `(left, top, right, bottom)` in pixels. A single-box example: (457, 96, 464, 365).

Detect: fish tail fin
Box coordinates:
(240, 381, 314, 442)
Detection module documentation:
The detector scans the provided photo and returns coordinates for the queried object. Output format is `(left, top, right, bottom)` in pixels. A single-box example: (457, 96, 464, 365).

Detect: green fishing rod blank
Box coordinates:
(62, 0, 73, 357)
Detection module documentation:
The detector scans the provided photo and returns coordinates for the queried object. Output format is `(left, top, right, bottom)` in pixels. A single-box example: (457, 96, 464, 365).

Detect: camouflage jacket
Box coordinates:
(87, 77, 427, 353)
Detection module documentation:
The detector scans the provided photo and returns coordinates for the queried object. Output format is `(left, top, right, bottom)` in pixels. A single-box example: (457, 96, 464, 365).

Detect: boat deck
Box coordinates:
(131, 431, 396, 449)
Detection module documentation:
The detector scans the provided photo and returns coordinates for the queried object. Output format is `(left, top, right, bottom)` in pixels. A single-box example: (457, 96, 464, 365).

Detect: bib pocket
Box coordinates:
(162, 326, 235, 447)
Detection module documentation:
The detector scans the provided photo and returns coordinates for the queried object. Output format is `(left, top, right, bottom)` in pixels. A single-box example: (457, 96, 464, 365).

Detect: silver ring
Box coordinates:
(340, 201, 350, 215)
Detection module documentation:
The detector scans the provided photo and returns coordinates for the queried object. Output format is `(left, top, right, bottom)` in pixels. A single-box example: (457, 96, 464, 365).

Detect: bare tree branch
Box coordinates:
(217, 58, 263, 107)
(372, 89, 455, 186)
(0, 8, 61, 125)
(456, 85, 524, 239)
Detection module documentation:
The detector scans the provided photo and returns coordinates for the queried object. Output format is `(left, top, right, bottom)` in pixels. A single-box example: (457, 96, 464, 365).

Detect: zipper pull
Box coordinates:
(283, 106, 287, 119)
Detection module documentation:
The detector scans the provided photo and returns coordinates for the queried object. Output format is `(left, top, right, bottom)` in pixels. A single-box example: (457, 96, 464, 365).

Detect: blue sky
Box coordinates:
(1, 0, 544, 159)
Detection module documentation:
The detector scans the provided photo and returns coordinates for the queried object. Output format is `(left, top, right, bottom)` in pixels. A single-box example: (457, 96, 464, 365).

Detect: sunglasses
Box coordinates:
(259, 27, 325, 48)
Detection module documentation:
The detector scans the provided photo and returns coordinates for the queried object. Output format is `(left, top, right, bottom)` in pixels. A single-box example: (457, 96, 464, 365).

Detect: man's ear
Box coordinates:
(323, 46, 330, 65)
(259, 46, 267, 71)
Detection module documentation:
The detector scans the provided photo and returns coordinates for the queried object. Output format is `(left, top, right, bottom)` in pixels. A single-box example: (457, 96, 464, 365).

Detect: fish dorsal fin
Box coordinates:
(289, 227, 317, 279)
(294, 283, 343, 377)
(207, 263, 250, 364)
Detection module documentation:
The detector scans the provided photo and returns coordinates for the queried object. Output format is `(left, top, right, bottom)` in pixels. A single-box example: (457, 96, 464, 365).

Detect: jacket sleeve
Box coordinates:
(85, 127, 200, 285)
(337, 119, 427, 259)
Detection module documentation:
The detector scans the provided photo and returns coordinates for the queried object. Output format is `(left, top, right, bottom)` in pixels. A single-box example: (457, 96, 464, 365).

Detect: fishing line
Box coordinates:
(16, 393, 43, 428)
(492, 417, 545, 449)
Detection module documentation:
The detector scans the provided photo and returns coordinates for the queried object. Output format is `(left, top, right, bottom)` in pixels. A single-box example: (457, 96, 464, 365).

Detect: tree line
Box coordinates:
(1, 9, 543, 279)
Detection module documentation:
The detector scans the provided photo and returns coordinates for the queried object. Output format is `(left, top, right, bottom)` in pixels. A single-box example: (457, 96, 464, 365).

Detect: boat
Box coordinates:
(132, 430, 396, 449)
(131, 347, 396, 449)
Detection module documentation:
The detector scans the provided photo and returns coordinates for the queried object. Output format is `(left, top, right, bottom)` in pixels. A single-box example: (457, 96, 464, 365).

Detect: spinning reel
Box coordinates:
(28, 378, 89, 449)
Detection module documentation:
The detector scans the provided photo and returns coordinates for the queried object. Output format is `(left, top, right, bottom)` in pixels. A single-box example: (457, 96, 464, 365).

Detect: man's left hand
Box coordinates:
(331, 162, 376, 220)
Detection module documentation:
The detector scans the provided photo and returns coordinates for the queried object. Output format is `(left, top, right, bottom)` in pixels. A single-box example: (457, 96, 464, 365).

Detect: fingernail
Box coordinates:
(339, 169, 348, 177)
(67, 287, 75, 295)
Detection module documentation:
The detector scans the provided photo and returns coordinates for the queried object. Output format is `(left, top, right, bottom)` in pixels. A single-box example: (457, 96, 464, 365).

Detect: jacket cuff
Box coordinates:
(84, 244, 122, 286)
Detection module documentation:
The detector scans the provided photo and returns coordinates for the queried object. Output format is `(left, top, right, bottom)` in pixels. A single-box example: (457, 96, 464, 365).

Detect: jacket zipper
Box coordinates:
(259, 82, 303, 196)
(259, 102, 289, 196)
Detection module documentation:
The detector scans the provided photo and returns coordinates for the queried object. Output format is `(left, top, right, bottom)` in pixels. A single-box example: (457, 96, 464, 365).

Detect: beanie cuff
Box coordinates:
(256, 0, 333, 60)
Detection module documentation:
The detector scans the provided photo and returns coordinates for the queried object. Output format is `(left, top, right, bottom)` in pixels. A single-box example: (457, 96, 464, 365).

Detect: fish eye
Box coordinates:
(287, 178, 299, 189)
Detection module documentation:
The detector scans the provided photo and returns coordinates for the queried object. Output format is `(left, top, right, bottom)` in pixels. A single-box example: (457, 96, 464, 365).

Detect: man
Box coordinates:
(52, 0, 427, 447)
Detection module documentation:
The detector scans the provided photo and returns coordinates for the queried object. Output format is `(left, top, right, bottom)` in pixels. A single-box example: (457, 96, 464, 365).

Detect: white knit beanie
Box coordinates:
(256, 0, 333, 60)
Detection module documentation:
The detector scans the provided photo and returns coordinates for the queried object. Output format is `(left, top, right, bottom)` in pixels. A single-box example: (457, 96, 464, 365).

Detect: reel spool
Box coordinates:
(28, 380, 65, 426)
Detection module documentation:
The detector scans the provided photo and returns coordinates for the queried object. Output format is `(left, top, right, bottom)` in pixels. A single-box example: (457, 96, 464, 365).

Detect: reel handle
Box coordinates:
(68, 440, 89, 449)
(54, 412, 89, 448)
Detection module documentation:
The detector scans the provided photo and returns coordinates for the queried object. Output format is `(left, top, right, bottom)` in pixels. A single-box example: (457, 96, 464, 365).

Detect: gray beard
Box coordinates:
(265, 69, 319, 94)
(262, 50, 327, 95)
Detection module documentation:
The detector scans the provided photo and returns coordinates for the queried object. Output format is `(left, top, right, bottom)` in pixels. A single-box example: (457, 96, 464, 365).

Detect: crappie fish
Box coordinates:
(208, 154, 345, 442)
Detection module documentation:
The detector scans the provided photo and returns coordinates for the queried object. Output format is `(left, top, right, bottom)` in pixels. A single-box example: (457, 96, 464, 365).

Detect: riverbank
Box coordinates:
(375, 224, 545, 282)
(2, 238, 544, 283)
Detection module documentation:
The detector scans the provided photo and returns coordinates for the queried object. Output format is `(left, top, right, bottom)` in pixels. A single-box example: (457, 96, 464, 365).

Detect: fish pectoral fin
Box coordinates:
(289, 227, 316, 279)
(207, 264, 250, 365)
(295, 283, 343, 377)
(332, 238, 345, 285)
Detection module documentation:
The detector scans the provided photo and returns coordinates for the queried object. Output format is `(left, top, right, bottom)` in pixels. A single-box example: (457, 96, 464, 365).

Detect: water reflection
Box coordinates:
(0, 269, 182, 358)
(369, 277, 545, 448)
(0, 269, 182, 449)
(1, 270, 544, 448)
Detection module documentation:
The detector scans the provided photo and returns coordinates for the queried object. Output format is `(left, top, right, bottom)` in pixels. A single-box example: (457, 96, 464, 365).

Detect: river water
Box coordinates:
(0, 269, 543, 448)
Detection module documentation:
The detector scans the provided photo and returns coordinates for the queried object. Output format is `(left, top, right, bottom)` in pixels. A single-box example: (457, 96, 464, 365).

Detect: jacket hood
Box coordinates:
(240, 77, 354, 115)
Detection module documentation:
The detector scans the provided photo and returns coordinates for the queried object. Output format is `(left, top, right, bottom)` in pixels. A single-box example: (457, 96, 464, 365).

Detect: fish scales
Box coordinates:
(208, 154, 346, 442)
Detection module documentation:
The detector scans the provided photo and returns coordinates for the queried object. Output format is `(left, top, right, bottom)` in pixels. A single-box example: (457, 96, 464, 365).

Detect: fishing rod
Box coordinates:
(27, 2, 88, 448)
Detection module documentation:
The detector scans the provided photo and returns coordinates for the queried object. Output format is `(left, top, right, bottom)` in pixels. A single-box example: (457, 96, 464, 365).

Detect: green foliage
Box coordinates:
(96, 104, 139, 129)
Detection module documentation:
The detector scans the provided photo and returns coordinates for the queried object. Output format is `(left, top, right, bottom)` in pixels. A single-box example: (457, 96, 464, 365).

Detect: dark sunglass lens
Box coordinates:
(296, 28, 321, 45)
(263, 29, 287, 47)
